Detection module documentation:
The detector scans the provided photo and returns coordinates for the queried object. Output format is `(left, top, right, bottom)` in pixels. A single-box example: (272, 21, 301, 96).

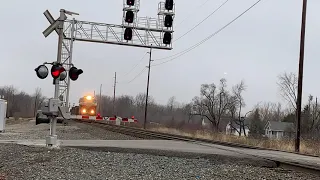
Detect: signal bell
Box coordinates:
(69, 67, 83, 81)
(35, 65, 49, 79)
(125, 11, 134, 23)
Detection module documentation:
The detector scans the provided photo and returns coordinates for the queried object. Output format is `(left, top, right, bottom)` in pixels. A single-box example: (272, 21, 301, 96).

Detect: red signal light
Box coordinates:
(51, 64, 65, 79)
(125, 11, 134, 23)
(69, 67, 83, 81)
(127, 0, 135, 6)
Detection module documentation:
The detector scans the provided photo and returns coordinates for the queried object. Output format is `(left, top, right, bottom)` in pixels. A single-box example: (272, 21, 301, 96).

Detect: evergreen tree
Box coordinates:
(249, 109, 264, 137)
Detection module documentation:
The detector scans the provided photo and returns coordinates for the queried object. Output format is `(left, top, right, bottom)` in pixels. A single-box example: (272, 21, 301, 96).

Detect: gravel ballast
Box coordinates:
(0, 144, 318, 180)
(0, 119, 140, 140)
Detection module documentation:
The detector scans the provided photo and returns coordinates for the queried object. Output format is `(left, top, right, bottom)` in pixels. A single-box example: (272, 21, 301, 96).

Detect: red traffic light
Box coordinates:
(164, 15, 173, 27)
(51, 64, 65, 79)
(35, 65, 49, 79)
(124, 28, 133, 40)
(163, 32, 172, 45)
(69, 67, 83, 81)
(127, 0, 135, 6)
(125, 11, 134, 23)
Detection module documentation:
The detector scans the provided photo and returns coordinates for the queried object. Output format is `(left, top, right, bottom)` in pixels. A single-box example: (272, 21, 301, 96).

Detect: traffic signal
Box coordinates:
(163, 32, 172, 45)
(165, 0, 174, 10)
(69, 67, 83, 81)
(124, 28, 133, 40)
(51, 64, 66, 81)
(125, 11, 134, 23)
(35, 65, 49, 79)
(164, 15, 173, 27)
(127, 0, 135, 6)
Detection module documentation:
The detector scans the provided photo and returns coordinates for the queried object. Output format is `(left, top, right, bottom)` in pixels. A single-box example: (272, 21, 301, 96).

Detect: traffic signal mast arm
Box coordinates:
(63, 20, 173, 50)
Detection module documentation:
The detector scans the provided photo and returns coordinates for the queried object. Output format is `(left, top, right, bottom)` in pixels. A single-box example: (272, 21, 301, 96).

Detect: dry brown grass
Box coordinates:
(149, 126, 320, 156)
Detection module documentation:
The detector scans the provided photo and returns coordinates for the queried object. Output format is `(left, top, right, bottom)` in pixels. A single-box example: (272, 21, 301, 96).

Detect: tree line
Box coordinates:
(1, 71, 320, 138)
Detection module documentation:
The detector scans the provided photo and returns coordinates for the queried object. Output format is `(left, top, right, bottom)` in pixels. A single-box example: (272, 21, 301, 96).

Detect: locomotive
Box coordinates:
(70, 95, 97, 116)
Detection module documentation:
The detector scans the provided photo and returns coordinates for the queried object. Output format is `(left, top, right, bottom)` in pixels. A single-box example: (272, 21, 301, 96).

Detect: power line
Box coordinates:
(121, 67, 147, 84)
(175, 0, 212, 27)
(123, 52, 148, 76)
(152, 0, 263, 67)
(174, 0, 230, 43)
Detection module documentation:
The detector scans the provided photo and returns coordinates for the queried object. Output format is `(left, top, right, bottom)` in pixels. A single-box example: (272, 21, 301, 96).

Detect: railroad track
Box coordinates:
(73, 119, 320, 175)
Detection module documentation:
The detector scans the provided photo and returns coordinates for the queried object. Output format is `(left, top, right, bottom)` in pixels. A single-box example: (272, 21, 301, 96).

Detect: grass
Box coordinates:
(148, 126, 320, 157)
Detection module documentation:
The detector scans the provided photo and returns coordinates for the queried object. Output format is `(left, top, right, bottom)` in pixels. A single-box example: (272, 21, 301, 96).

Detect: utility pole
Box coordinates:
(99, 84, 102, 114)
(144, 47, 153, 129)
(296, 0, 308, 153)
(113, 72, 117, 115)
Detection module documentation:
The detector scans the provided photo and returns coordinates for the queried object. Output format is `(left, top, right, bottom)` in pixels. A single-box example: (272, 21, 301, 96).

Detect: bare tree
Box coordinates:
(33, 87, 45, 116)
(277, 72, 298, 111)
(167, 96, 178, 121)
(191, 79, 234, 131)
(255, 102, 284, 122)
(231, 80, 247, 136)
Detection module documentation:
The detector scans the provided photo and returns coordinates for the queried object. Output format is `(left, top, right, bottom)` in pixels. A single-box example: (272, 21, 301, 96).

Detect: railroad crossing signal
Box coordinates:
(159, 0, 175, 45)
(163, 32, 172, 45)
(124, 28, 133, 40)
(127, 0, 135, 6)
(51, 63, 66, 81)
(165, 0, 174, 10)
(39, 3, 176, 146)
(35, 63, 83, 82)
(125, 11, 134, 23)
(69, 67, 83, 81)
(35, 65, 49, 79)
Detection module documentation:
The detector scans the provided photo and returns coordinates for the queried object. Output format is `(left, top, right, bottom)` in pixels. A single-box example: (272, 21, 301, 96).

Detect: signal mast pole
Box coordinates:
(144, 47, 153, 129)
(113, 72, 117, 115)
(99, 84, 102, 114)
(47, 9, 66, 146)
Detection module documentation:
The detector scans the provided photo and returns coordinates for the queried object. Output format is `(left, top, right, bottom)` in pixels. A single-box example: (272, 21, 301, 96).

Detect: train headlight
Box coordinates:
(86, 96, 92, 100)
(90, 110, 95, 114)
(82, 109, 87, 113)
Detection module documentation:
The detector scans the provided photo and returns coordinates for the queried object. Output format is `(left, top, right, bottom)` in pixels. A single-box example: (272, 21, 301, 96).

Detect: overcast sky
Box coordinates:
(1, 0, 320, 113)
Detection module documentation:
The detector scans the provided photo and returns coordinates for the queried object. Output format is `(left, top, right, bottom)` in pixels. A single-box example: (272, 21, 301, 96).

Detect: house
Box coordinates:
(226, 119, 250, 137)
(264, 121, 294, 139)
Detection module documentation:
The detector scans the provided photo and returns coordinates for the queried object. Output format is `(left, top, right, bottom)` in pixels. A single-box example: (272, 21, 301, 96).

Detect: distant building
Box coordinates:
(226, 119, 250, 137)
(264, 121, 294, 139)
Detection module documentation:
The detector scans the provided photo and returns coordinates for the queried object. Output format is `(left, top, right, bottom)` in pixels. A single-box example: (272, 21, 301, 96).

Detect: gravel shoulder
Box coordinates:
(0, 119, 140, 140)
(0, 119, 319, 179)
(0, 144, 318, 180)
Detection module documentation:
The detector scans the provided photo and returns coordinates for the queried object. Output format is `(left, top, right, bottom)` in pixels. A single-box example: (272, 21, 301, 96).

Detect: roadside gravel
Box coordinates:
(0, 144, 318, 180)
(0, 119, 140, 140)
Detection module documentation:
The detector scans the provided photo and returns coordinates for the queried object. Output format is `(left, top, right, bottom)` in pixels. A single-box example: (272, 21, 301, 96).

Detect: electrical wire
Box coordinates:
(120, 67, 147, 84)
(123, 52, 148, 77)
(152, 0, 263, 67)
(175, 0, 212, 27)
(174, 0, 230, 43)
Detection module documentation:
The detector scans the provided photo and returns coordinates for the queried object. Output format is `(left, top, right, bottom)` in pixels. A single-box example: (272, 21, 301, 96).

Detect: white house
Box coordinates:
(264, 121, 294, 139)
(226, 120, 250, 137)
